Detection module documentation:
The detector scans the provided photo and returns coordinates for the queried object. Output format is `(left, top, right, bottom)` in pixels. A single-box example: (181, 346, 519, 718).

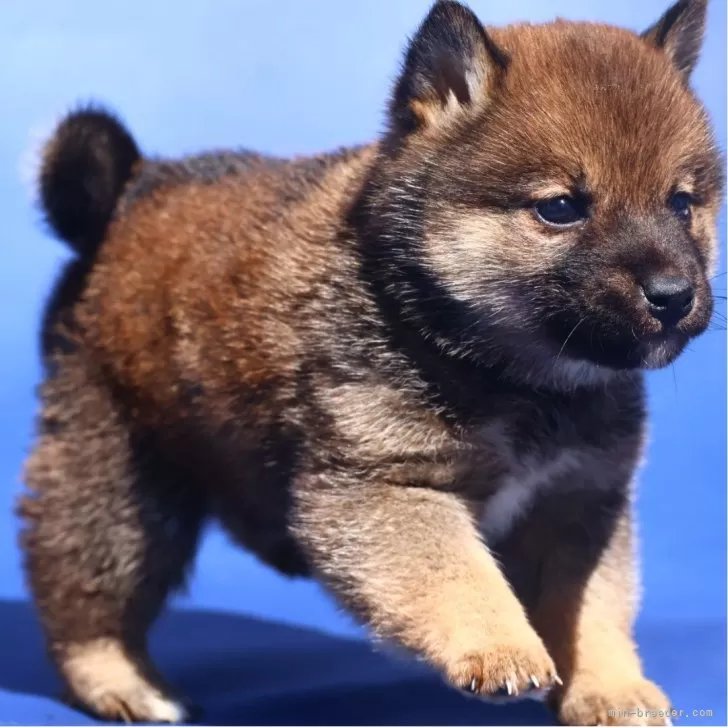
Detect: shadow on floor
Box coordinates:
(0, 599, 556, 725)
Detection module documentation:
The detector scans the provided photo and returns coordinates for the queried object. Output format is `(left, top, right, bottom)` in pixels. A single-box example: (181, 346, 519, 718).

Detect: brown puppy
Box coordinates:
(18, 1, 722, 725)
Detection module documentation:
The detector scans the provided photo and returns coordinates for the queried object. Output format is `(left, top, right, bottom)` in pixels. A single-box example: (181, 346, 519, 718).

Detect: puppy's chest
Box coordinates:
(474, 446, 583, 542)
(465, 412, 595, 543)
(323, 380, 635, 542)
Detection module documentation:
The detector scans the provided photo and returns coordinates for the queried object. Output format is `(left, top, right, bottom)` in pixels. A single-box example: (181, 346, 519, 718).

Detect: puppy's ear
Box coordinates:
(641, 0, 707, 81)
(389, 1, 509, 136)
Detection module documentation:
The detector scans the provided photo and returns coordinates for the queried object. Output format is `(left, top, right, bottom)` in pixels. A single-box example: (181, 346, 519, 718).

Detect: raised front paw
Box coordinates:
(444, 628, 561, 700)
(557, 677, 672, 726)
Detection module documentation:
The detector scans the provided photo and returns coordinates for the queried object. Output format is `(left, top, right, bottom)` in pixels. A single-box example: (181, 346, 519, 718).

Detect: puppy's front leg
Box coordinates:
(517, 490, 672, 726)
(293, 480, 559, 697)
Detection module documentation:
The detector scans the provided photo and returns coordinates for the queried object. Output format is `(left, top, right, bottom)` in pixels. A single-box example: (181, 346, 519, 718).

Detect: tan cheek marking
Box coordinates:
(423, 209, 576, 300)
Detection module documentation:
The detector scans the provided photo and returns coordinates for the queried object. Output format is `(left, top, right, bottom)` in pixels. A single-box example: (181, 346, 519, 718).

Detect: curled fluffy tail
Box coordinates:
(38, 105, 141, 258)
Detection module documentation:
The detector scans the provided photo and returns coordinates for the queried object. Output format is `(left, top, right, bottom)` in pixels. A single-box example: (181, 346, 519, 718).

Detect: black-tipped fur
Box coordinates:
(389, 0, 509, 136)
(641, 0, 707, 81)
(39, 106, 141, 258)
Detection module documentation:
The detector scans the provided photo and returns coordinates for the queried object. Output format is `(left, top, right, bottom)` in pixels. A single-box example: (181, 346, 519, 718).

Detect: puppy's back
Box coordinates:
(39, 109, 376, 423)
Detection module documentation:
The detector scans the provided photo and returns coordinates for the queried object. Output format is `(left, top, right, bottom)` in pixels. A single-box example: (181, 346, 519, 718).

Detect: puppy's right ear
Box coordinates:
(389, 1, 509, 137)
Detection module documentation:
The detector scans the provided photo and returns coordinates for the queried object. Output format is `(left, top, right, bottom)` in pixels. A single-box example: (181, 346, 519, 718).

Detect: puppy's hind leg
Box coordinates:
(18, 357, 207, 723)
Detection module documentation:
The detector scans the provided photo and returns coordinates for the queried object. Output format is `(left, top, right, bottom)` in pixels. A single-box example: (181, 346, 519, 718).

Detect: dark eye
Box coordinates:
(669, 191, 693, 222)
(533, 196, 586, 226)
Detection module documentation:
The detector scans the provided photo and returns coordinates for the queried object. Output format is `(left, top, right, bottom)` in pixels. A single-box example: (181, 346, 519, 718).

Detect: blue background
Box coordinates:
(0, 1, 725, 724)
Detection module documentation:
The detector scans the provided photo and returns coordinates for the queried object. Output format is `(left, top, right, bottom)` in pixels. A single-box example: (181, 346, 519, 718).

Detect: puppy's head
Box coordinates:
(365, 0, 723, 387)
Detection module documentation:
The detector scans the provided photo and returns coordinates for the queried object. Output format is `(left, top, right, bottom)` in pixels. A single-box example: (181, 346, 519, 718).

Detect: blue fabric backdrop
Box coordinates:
(1, 1, 725, 724)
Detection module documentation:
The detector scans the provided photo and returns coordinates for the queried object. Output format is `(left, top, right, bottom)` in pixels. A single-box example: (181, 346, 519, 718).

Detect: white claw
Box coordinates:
(531, 675, 540, 689)
(470, 677, 477, 692)
(506, 679, 513, 696)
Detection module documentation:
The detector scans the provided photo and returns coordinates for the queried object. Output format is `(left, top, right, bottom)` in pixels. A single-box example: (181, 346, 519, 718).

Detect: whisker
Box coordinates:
(554, 318, 585, 366)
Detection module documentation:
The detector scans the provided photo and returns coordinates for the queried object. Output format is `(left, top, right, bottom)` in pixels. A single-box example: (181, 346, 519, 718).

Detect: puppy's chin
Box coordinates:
(634, 332, 690, 370)
(554, 331, 689, 375)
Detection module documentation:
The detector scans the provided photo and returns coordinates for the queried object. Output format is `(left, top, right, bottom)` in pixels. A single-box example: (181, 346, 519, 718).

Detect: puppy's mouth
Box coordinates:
(545, 305, 708, 371)
(617, 290, 712, 370)
(538, 268, 714, 371)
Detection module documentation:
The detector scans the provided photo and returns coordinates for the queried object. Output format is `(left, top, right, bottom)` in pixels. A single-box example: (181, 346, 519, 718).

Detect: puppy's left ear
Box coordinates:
(389, 1, 509, 136)
(641, 0, 708, 81)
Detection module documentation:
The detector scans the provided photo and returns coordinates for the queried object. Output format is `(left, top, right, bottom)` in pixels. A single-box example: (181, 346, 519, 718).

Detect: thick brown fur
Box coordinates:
(19, 1, 722, 725)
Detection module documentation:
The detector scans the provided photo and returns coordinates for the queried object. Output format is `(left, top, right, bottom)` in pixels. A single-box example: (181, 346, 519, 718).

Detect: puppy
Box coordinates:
(19, 1, 722, 725)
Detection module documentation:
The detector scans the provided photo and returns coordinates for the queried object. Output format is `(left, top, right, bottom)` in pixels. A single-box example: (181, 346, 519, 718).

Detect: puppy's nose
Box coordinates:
(641, 274, 695, 325)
